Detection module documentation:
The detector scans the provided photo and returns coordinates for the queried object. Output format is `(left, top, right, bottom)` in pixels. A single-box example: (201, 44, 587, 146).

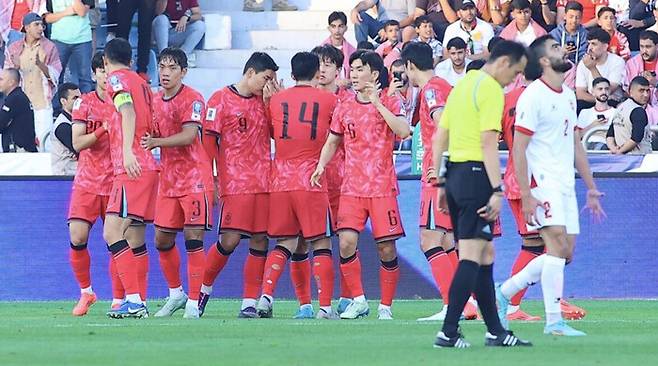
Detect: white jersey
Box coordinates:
(515, 79, 577, 194)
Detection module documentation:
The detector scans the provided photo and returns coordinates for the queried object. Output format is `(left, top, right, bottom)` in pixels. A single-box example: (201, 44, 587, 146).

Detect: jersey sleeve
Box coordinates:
(106, 73, 132, 109)
(204, 92, 223, 135)
(477, 80, 504, 132)
(424, 83, 449, 117)
(514, 89, 537, 135)
(71, 96, 88, 124)
(182, 97, 205, 128)
(384, 93, 404, 116)
(330, 102, 345, 135)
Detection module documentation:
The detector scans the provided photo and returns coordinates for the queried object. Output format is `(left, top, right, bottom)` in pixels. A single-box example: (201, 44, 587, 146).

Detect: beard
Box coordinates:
(595, 94, 609, 103)
(550, 57, 572, 73)
(642, 52, 656, 61)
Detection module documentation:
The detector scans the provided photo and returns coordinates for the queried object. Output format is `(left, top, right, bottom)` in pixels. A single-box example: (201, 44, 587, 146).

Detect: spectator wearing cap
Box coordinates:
(0, 0, 47, 47)
(0, 68, 37, 152)
(4, 12, 62, 152)
(153, 0, 206, 67)
(549, 1, 588, 64)
(435, 37, 471, 86)
(624, 30, 658, 104)
(597, 6, 630, 60)
(44, 0, 93, 93)
(441, 0, 494, 61)
(322, 11, 357, 80)
(499, 0, 548, 46)
(606, 76, 653, 154)
(50, 82, 79, 174)
(618, 0, 654, 51)
(351, 0, 415, 44)
(412, 15, 443, 66)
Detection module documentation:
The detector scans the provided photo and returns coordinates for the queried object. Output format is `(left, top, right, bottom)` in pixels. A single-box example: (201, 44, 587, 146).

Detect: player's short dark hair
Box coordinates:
(291, 52, 320, 81)
(488, 40, 527, 65)
(587, 27, 611, 44)
(158, 47, 188, 69)
(243, 52, 279, 75)
(357, 41, 375, 50)
(639, 30, 658, 45)
(350, 51, 389, 88)
(104, 38, 132, 66)
(488, 36, 504, 53)
(311, 44, 344, 68)
(414, 15, 432, 28)
(91, 52, 104, 73)
(630, 76, 650, 89)
(446, 37, 467, 50)
(4, 67, 21, 84)
(592, 77, 610, 88)
(383, 19, 400, 31)
(524, 35, 555, 80)
(565, 1, 583, 13)
(400, 41, 434, 71)
(58, 82, 79, 100)
(511, 0, 531, 11)
(328, 11, 347, 26)
(596, 6, 616, 18)
(466, 59, 485, 72)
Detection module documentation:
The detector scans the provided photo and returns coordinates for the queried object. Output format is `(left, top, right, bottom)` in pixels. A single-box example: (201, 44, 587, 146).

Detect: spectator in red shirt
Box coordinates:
(597, 6, 630, 60)
(557, 0, 608, 28)
(153, 0, 205, 67)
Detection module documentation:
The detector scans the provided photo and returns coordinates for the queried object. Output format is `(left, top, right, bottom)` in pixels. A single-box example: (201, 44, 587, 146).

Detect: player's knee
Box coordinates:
(247, 235, 268, 251)
(69, 230, 89, 246)
(377, 242, 397, 261)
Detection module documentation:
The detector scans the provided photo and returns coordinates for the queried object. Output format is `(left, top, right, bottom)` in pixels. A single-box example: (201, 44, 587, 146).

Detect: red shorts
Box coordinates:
(336, 195, 405, 242)
(328, 189, 340, 227)
(218, 193, 268, 236)
(68, 186, 109, 225)
(508, 198, 539, 238)
(106, 171, 158, 223)
(419, 186, 453, 231)
(154, 191, 213, 232)
(268, 191, 332, 241)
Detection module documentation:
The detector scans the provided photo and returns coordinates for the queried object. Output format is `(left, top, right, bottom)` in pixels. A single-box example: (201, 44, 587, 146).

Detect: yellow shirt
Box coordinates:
(439, 70, 504, 162)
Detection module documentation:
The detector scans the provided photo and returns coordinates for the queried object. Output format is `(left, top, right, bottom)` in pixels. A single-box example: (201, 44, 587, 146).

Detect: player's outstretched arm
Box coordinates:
(72, 122, 106, 152)
(310, 133, 342, 187)
(574, 133, 606, 220)
(141, 125, 199, 150)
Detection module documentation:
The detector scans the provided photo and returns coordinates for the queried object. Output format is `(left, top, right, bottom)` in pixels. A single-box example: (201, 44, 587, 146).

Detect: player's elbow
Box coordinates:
(396, 126, 411, 139)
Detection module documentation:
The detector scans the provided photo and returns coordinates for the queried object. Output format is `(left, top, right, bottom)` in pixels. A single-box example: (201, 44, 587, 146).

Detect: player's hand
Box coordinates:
(521, 193, 542, 226)
(175, 16, 188, 32)
(436, 185, 448, 213)
(583, 189, 606, 223)
(310, 165, 324, 188)
(478, 193, 502, 222)
(364, 81, 382, 106)
(350, 8, 362, 24)
(426, 167, 437, 182)
(337, 78, 352, 89)
(140, 132, 159, 150)
(123, 151, 142, 179)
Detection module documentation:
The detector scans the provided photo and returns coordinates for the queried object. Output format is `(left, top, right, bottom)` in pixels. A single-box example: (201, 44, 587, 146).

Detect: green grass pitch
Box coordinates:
(1, 300, 656, 366)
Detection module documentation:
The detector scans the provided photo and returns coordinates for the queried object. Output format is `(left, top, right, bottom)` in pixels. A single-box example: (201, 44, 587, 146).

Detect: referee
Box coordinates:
(431, 40, 531, 348)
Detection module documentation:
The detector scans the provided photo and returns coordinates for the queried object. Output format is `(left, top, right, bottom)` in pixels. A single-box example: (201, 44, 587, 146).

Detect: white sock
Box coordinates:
(378, 304, 390, 310)
(354, 295, 366, 303)
(501, 254, 546, 299)
(467, 296, 478, 306)
(541, 255, 566, 326)
(320, 306, 332, 314)
(169, 286, 185, 299)
(200, 284, 213, 295)
(241, 298, 257, 310)
(80, 286, 93, 295)
(186, 299, 198, 308)
(507, 304, 520, 315)
(339, 297, 352, 302)
(126, 293, 142, 304)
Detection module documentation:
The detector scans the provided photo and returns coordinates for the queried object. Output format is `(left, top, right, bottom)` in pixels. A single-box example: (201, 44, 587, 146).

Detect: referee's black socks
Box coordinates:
(474, 264, 506, 336)
(442, 260, 479, 337)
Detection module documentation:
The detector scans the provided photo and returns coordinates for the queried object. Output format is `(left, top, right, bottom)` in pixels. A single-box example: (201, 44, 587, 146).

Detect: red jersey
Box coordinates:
(269, 85, 338, 192)
(205, 85, 270, 196)
(418, 76, 452, 188)
(71, 91, 115, 195)
(330, 92, 403, 197)
(325, 87, 353, 192)
(106, 69, 158, 176)
(501, 86, 526, 200)
(153, 85, 212, 197)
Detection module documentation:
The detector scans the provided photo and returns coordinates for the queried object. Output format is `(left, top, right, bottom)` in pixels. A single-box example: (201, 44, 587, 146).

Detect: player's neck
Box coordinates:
(95, 87, 106, 100)
(295, 81, 315, 87)
(416, 71, 435, 88)
(233, 80, 253, 97)
(355, 90, 369, 103)
(319, 82, 338, 93)
(541, 68, 565, 90)
(106, 63, 129, 74)
(163, 83, 183, 98)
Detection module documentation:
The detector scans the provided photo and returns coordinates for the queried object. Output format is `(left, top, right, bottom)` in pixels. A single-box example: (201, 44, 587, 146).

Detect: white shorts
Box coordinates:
(527, 186, 580, 235)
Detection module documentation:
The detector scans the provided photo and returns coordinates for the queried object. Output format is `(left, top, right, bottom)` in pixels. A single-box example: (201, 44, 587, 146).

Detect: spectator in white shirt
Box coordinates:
(577, 77, 616, 149)
(442, 0, 495, 61)
(576, 27, 626, 112)
(411, 15, 442, 66)
(434, 37, 470, 86)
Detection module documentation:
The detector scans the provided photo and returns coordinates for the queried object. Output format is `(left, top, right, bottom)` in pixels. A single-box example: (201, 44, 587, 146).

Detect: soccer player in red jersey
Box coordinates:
(255, 52, 338, 319)
(400, 42, 464, 322)
(102, 38, 159, 319)
(68, 52, 123, 316)
(199, 52, 278, 318)
(311, 51, 411, 320)
(138, 48, 212, 319)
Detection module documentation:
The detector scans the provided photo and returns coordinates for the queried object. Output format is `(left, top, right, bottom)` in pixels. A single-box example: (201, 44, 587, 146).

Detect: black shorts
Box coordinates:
(445, 161, 494, 241)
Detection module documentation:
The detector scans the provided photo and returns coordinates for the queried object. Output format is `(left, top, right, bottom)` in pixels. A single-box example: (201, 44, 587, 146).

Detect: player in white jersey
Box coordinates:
(495, 35, 605, 337)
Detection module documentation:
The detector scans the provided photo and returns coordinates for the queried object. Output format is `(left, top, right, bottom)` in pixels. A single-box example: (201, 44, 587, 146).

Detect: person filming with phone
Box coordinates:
(576, 77, 616, 150)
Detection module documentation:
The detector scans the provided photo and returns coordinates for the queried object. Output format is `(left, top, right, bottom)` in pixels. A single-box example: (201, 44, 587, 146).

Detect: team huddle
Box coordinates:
(66, 35, 606, 348)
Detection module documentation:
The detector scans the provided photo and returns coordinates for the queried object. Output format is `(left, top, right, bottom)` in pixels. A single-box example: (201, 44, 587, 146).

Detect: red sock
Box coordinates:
(202, 242, 231, 287)
(108, 256, 125, 299)
(132, 244, 149, 301)
(69, 244, 91, 289)
(339, 270, 351, 298)
(185, 240, 206, 301)
(243, 248, 267, 299)
(261, 246, 291, 297)
(109, 240, 140, 295)
(290, 253, 311, 305)
(157, 245, 182, 289)
(510, 245, 544, 306)
(313, 250, 335, 307)
(379, 258, 400, 306)
(340, 252, 364, 298)
(424, 247, 455, 305)
(446, 247, 459, 269)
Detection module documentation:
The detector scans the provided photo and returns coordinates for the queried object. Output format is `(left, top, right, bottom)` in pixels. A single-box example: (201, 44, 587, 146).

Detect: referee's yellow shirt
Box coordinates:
(439, 70, 504, 162)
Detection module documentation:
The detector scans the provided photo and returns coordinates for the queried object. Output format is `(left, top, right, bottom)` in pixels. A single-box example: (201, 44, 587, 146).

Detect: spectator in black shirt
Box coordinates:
(0, 68, 37, 152)
(606, 76, 653, 154)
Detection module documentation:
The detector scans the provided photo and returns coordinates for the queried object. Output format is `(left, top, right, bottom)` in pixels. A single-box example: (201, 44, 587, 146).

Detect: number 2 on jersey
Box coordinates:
(280, 102, 319, 139)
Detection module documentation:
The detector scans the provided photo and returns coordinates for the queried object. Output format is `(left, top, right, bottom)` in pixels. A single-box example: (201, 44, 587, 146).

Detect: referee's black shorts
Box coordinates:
(445, 161, 495, 241)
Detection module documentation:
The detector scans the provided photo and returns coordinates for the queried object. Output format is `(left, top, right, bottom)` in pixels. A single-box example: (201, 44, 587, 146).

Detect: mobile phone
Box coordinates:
(597, 114, 605, 120)
(566, 41, 576, 48)
(651, 71, 656, 77)
(393, 71, 403, 82)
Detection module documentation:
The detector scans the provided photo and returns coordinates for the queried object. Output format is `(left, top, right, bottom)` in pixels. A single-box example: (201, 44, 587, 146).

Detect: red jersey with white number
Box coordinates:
(153, 85, 212, 197)
(419, 76, 452, 188)
(325, 87, 352, 192)
(205, 85, 270, 196)
(106, 69, 158, 176)
(501, 86, 525, 200)
(71, 91, 115, 195)
(330, 92, 403, 197)
(269, 85, 338, 192)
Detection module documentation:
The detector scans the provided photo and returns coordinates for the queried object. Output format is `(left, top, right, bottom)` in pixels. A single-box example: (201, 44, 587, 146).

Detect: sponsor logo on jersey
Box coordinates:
(425, 89, 437, 108)
(109, 75, 123, 92)
(206, 108, 216, 121)
(191, 101, 202, 121)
